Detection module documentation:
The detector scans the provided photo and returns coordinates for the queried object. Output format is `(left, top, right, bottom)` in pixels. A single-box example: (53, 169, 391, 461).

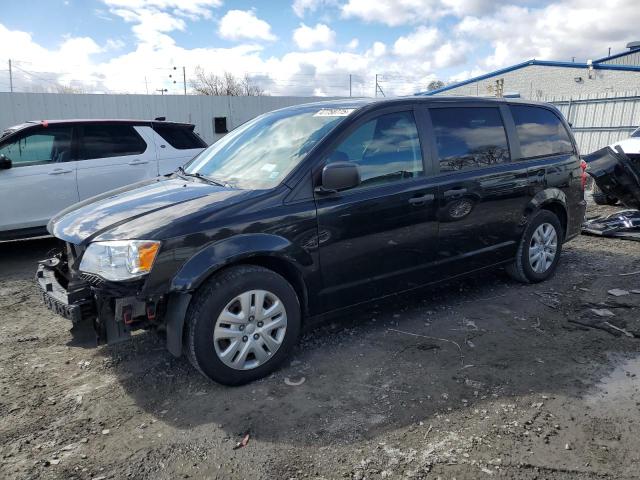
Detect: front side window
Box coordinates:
(79, 124, 147, 160)
(187, 106, 353, 189)
(328, 111, 424, 188)
(0, 126, 73, 166)
(511, 105, 574, 158)
(430, 107, 510, 173)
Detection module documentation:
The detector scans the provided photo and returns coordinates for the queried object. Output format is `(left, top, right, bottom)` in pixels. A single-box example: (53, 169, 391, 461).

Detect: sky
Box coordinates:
(0, 0, 639, 96)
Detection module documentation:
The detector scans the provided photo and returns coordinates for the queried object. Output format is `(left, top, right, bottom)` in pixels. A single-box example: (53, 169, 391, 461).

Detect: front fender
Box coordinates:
(170, 233, 313, 292)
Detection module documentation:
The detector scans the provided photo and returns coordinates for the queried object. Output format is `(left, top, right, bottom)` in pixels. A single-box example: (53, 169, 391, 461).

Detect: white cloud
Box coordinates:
(292, 0, 337, 18)
(342, 0, 446, 26)
(456, 0, 640, 71)
(393, 26, 439, 57)
(293, 23, 335, 50)
(347, 38, 359, 50)
(218, 10, 277, 42)
(371, 41, 387, 58)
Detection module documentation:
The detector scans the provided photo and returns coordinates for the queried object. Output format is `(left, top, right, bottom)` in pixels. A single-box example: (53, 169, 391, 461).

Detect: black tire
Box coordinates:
(506, 209, 563, 284)
(592, 184, 618, 206)
(184, 265, 301, 385)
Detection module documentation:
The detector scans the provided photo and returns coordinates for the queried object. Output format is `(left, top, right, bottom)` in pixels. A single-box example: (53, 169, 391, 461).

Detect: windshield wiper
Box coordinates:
(177, 166, 228, 187)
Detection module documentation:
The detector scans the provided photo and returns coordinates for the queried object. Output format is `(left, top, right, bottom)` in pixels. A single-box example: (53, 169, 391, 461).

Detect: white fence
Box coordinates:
(545, 92, 640, 154)
(0, 93, 341, 144)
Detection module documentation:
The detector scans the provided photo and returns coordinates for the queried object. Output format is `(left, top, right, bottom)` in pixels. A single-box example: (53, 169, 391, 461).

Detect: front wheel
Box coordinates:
(184, 265, 301, 385)
(506, 210, 563, 283)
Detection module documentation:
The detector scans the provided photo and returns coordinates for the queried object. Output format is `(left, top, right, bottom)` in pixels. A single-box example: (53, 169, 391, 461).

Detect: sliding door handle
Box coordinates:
(408, 193, 435, 205)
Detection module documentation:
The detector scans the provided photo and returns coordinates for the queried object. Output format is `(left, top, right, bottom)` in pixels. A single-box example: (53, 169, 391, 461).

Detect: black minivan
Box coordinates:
(37, 97, 587, 385)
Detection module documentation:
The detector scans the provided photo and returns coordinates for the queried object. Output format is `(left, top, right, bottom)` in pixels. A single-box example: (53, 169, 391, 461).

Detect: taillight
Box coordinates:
(580, 159, 587, 190)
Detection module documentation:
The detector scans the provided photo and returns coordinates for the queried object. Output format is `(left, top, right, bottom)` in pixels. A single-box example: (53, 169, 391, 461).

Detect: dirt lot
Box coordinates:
(1, 203, 640, 480)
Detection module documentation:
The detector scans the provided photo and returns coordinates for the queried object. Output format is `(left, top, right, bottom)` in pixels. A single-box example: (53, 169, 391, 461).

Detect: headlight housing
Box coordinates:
(79, 240, 160, 282)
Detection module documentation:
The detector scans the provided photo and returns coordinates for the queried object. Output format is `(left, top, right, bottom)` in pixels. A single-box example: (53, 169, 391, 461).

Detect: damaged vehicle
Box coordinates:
(37, 97, 586, 385)
(591, 127, 640, 205)
(583, 144, 640, 240)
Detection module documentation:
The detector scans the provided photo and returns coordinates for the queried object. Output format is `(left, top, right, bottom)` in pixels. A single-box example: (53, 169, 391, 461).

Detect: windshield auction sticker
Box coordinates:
(313, 108, 356, 117)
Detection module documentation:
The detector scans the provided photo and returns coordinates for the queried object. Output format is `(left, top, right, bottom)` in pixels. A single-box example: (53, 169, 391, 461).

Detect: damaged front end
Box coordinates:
(36, 242, 166, 345)
(583, 146, 640, 210)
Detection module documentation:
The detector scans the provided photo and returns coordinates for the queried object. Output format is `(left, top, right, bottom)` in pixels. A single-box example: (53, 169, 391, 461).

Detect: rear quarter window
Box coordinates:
(154, 124, 207, 149)
(510, 105, 574, 158)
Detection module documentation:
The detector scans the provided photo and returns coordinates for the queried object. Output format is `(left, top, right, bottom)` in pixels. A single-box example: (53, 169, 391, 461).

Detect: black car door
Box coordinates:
(424, 103, 530, 275)
(314, 106, 440, 311)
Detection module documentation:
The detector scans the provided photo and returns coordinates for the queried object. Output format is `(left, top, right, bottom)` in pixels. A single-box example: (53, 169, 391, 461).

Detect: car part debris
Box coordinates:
(590, 308, 615, 317)
(582, 210, 640, 241)
(284, 376, 306, 386)
(583, 146, 640, 209)
(233, 432, 250, 450)
(608, 288, 630, 297)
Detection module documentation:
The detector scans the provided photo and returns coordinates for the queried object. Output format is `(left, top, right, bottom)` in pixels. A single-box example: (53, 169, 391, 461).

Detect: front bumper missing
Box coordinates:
(36, 256, 150, 345)
(36, 260, 95, 325)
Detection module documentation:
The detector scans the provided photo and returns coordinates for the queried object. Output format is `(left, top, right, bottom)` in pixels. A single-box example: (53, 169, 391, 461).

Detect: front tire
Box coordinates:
(184, 265, 301, 385)
(507, 210, 563, 283)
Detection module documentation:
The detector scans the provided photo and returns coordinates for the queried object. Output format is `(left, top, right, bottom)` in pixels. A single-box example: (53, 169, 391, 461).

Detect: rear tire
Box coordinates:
(506, 210, 563, 284)
(592, 184, 618, 205)
(184, 265, 301, 385)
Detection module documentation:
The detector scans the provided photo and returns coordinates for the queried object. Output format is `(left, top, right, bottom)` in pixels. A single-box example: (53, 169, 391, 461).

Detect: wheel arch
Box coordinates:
(165, 234, 312, 358)
(524, 188, 569, 239)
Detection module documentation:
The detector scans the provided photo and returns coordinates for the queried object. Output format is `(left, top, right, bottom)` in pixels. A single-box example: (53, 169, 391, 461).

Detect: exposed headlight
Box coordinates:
(79, 240, 160, 282)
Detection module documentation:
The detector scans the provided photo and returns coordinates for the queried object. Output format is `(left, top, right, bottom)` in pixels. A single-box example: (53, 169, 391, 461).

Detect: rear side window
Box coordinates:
(328, 111, 424, 188)
(154, 124, 206, 149)
(430, 107, 510, 172)
(510, 106, 574, 158)
(79, 124, 146, 160)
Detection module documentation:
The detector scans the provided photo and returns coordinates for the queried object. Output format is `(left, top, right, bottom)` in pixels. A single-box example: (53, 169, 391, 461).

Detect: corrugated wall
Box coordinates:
(0, 93, 343, 144)
(599, 50, 640, 66)
(545, 92, 640, 153)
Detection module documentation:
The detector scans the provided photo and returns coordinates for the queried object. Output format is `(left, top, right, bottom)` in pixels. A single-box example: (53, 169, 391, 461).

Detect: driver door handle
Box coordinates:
(408, 193, 435, 205)
(128, 159, 149, 166)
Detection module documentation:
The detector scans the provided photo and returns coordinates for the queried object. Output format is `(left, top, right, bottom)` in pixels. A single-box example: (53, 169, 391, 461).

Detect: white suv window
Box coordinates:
(79, 124, 146, 160)
(0, 127, 73, 166)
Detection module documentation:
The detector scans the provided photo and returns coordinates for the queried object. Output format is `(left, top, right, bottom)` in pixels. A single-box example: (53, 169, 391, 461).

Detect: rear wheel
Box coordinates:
(507, 210, 563, 283)
(184, 265, 301, 385)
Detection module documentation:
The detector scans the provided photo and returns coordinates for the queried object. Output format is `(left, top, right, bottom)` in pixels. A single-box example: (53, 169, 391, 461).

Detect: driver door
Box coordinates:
(0, 125, 79, 235)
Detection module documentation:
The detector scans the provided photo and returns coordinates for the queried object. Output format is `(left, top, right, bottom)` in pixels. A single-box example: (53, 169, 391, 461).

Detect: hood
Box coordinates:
(49, 176, 253, 244)
(612, 137, 640, 155)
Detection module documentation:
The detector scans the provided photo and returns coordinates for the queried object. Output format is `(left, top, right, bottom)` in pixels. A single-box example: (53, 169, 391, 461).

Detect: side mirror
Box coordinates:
(0, 154, 11, 170)
(319, 161, 360, 192)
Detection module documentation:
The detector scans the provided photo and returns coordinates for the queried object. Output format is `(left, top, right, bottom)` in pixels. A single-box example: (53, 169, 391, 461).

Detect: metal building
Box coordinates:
(417, 42, 640, 100)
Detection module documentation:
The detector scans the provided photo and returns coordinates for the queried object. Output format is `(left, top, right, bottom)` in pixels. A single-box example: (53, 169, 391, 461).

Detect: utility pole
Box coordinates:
(183, 66, 187, 95)
(170, 66, 187, 95)
(8, 59, 13, 93)
(349, 74, 352, 97)
(374, 74, 385, 97)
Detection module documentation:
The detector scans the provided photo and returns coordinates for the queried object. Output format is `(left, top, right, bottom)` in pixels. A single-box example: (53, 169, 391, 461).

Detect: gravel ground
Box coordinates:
(1, 203, 639, 480)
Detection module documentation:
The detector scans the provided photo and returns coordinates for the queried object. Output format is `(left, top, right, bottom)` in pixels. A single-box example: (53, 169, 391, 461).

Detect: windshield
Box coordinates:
(631, 127, 640, 138)
(185, 106, 356, 189)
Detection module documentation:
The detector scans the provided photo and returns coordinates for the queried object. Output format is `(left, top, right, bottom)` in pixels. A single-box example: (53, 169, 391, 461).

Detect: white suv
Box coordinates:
(0, 119, 207, 239)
